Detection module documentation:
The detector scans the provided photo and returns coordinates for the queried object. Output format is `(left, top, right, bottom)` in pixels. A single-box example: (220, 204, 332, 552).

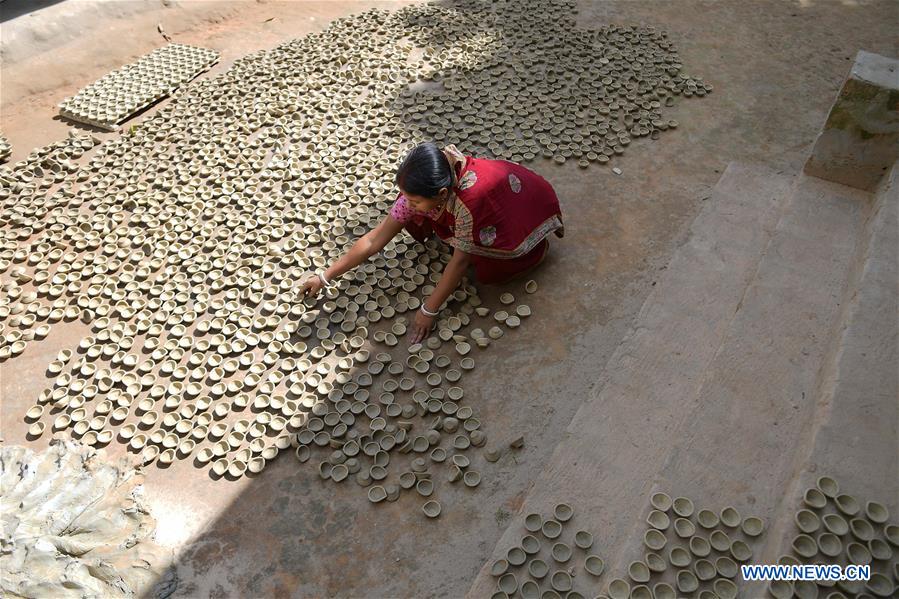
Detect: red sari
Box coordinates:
(396, 145, 564, 284)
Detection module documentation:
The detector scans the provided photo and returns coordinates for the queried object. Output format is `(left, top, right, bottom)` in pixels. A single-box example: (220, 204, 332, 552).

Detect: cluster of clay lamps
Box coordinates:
(769, 476, 897, 599)
(395, 0, 709, 168)
(587, 493, 765, 599)
(58, 43, 219, 130)
(0, 135, 11, 163)
(490, 503, 603, 598)
(4, 0, 707, 514)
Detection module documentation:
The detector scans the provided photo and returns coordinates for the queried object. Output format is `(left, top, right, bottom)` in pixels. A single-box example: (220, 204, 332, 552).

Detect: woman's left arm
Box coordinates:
(409, 246, 471, 344)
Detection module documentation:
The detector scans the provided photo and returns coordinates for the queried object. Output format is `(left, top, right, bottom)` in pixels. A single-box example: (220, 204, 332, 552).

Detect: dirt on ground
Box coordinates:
(1, 1, 897, 597)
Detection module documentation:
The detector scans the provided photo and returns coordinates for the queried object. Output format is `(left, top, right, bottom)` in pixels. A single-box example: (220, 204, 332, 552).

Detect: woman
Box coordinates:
(300, 142, 564, 343)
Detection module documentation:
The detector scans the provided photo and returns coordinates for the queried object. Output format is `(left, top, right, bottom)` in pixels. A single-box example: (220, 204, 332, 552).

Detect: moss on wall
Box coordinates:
(824, 79, 899, 139)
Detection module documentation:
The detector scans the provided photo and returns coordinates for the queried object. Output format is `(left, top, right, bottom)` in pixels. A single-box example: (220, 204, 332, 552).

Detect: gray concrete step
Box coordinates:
(761, 165, 898, 580)
(467, 161, 798, 597)
(795, 165, 898, 507)
(468, 161, 893, 597)
(644, 172, 872, 597)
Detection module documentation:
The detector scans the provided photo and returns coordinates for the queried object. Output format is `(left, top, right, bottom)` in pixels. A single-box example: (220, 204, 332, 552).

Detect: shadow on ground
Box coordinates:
(0, 0, 66, 23)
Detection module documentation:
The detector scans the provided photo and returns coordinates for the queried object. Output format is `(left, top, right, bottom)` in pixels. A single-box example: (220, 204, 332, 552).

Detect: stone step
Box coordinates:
(467, 161, 797, 597)
(761, 165, 898, 587)
(644, 173, 871, 597)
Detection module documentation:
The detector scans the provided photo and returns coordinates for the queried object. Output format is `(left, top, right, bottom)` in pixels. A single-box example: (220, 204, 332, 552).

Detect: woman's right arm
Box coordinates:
(300, 215, 405, 296)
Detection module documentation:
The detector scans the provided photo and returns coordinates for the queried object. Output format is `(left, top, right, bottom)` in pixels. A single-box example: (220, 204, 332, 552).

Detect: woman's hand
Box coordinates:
(409, 309, 435, 344)
(408, 248, 470, 345)
(299, 275, 324, 298)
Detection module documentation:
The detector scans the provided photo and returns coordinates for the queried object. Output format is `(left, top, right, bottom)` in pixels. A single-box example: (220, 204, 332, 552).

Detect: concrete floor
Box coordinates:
(1, 1, 897, 597)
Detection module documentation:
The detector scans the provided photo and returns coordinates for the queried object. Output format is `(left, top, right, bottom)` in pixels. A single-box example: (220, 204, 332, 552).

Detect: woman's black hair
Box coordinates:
(395, 142, 454, 199)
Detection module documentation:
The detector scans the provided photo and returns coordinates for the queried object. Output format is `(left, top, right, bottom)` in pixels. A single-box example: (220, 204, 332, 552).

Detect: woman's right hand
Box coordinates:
(299, 275, 324, 298)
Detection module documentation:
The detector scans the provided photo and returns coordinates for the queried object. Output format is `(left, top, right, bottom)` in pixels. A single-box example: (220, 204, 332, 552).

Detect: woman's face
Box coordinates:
(401, 187, 449, 212)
